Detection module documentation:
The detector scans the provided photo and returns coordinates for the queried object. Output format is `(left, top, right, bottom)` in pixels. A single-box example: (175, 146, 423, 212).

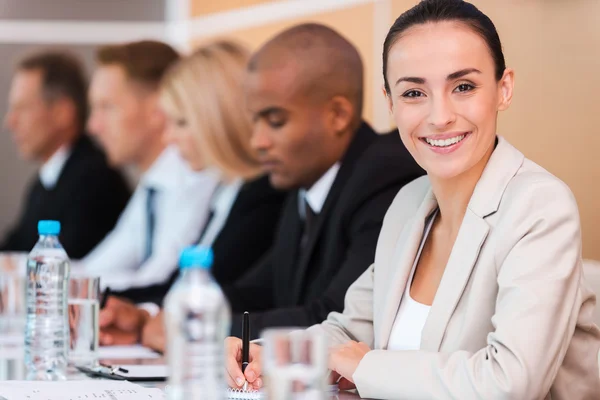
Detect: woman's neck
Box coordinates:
(430, 144, 495, 234)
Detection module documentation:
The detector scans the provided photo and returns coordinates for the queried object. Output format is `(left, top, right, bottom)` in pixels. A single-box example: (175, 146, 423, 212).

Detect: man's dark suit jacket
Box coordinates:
(0, 134, 131, 259)
(114, 175, 287, 304)
(227, 123, 425, 338)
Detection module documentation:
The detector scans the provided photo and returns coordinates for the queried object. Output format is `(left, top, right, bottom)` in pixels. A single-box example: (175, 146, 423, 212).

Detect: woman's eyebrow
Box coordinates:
(394, 68, 482, 88)
(447, 68, 481, 81)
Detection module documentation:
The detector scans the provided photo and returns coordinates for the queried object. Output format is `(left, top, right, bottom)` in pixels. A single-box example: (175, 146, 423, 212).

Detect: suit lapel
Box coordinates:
(289, 123, 377, 304)
(418, 136, 523, 350)
(420, 208, 489, 351)
(378, 136, 523, 350)
(379, 190, 438, 349)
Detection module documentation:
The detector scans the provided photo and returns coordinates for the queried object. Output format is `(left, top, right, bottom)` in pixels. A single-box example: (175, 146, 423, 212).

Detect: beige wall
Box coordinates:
(466, 0, 600, 261)
(191, 0, 269, 16)
(190, 0, 600, 259)
(191, 3, 377, 125)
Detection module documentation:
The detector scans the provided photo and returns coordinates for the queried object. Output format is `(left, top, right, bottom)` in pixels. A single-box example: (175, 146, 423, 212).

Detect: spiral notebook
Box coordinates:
(226, 388, 262, 399)
(226, 384, 338, 399)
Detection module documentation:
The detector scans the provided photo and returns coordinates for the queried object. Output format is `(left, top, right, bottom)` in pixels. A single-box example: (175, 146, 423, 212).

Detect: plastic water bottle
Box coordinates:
(24, 220, 71, 380)
(165, 246, 231, 400)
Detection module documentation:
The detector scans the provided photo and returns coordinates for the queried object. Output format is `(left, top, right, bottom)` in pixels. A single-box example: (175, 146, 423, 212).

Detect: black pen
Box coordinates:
(242, 311, 250, 374)
(100, 286, 111, 309)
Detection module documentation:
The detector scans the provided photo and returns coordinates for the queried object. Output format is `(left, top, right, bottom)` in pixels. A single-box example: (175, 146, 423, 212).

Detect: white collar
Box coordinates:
(39, 146, 71, 189)
(299, 162, 341, 215)
(211, 178, 244, 213)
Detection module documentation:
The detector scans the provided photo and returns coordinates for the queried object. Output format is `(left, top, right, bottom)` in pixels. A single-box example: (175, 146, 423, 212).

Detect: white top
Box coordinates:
(197, 178, 244, 248)
(387, 211, 437, 351)
(82, 146, 220, 292)
(298, 162, 340, 217)
(39, 146, 71, 189)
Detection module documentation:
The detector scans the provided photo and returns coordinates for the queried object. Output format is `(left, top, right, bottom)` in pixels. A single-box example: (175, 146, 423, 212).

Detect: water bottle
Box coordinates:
(24, 220, 71, 380)
(165, 246, 231, 400)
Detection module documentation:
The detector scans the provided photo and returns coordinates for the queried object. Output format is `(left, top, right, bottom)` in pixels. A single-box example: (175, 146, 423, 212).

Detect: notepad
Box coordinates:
(225, 385, 338, 399)
(226, 388, 263, 399)
(0, 380, 165, 400)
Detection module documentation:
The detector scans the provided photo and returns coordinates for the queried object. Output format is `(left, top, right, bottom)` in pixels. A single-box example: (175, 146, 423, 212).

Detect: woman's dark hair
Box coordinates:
(383, 0, 506, 94)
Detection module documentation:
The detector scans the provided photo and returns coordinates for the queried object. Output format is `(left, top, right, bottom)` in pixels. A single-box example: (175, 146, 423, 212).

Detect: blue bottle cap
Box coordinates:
(38, 220, 61, 235)
(179, 246, 213, 270)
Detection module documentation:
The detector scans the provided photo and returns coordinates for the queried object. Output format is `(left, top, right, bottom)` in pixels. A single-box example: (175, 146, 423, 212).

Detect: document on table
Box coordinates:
(98, 344, 161, 359)
(0, 380, 165, 400)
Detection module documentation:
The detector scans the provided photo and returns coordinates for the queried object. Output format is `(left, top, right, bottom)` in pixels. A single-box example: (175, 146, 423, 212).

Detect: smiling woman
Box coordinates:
(224, 1, 600, 399)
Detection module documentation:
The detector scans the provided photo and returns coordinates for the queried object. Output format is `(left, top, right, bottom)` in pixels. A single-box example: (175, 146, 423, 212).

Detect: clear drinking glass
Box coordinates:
(68, 275, 100, 366)
(0, 252, 28, 274)
(0, 252, 28, 342)
(0, 272, 26, 338)
(262, 328, 329, 400)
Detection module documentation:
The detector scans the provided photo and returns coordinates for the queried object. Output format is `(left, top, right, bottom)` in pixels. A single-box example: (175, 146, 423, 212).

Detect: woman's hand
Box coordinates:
(328, 341, 371, 385)
(224, 337, 263, 391)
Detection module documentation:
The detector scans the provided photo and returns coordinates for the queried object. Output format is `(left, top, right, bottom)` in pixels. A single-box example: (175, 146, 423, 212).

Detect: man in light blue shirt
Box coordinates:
(83, 40, 218, 298)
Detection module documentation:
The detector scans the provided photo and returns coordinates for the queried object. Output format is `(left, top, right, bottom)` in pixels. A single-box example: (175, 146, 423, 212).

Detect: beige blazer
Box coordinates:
(311, 137, 600, 399)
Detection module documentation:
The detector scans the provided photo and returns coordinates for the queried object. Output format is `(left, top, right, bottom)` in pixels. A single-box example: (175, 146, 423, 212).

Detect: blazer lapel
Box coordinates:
(418, 137, 523, 350)
(384, 136, 522, 351)
(420, 206, 490, 351)
(379, 190, 438, 349)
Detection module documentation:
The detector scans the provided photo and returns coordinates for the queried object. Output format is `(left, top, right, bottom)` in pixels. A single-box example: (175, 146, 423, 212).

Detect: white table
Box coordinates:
(0, 335, 363, 399)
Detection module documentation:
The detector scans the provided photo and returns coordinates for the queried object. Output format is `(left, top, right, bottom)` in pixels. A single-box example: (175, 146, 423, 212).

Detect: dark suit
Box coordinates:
(115, 175, 287, 304)
(0, 134, 131, 259)
(226, 122, 425, 338)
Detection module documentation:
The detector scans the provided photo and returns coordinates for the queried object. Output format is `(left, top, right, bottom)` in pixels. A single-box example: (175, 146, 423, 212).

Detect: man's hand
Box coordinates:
(224, 337, 263, 391)
(328, 341, 370, 385)
(141, 311, 165, 352)
(99, 296, 149, 345)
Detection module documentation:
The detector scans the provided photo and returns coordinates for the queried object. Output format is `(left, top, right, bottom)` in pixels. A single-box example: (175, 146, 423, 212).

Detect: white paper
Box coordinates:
(98, 345, 161, 360)
(0, 380, 165, 400)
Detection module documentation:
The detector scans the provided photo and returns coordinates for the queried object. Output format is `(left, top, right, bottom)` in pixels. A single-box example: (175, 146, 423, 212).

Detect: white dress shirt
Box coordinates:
(387, 210, 436, 351)
(39, 146, 71, 189)
(82, 146, 219, 291)
(298, 162, 340, 217)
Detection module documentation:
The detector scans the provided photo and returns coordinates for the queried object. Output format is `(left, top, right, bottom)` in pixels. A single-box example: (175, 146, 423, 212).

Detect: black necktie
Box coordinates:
(300, 199, 316, 251)
(143, 186, 157, 262)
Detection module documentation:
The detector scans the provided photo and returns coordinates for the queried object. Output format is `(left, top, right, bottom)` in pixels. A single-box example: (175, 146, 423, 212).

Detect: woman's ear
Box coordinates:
(497, 68, 515, 112)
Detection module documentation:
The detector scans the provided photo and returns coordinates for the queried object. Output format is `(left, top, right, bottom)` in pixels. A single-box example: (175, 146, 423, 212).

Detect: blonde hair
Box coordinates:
(160, 40, 261, 181)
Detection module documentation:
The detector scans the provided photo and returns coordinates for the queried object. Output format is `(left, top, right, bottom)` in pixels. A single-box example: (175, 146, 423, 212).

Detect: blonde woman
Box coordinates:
(160, 40, 285, 287)
(98, 40, 286, 350)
